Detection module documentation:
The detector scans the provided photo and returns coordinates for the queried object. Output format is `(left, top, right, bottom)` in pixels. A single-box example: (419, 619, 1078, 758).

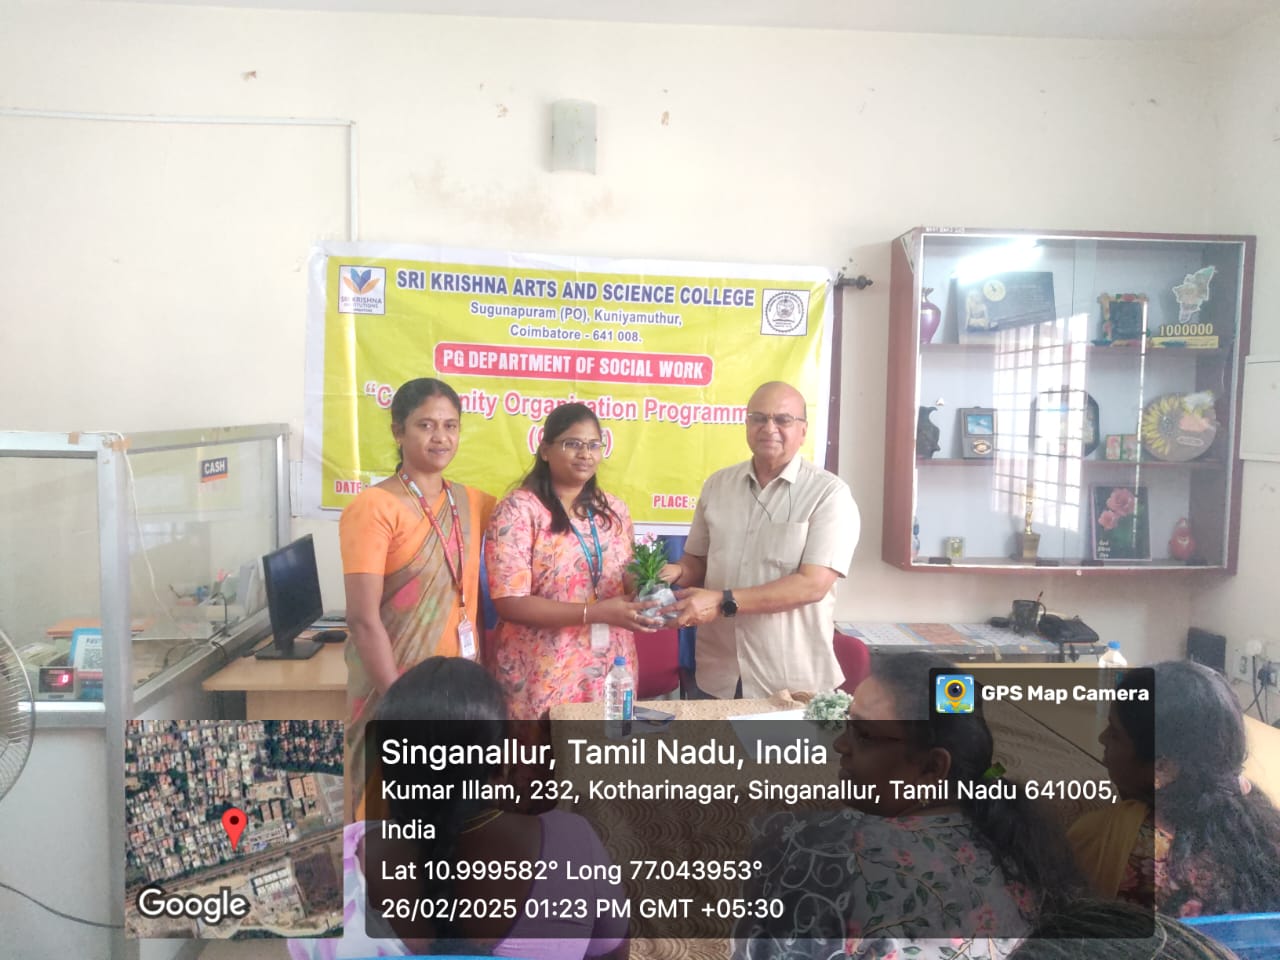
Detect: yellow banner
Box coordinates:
(304, 244, 833, 530)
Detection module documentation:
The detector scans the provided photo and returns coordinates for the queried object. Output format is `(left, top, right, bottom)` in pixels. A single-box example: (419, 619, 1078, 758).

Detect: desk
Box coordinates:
(202, 641, 345, 720)
(837, 621, 1064, 661)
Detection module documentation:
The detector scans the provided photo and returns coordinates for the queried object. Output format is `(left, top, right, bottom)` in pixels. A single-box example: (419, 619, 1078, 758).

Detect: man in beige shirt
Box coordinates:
(665, 381, 860, 698)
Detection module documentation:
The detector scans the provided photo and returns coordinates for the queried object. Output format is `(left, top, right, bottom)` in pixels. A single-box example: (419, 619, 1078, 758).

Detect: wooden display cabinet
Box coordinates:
(884, 228, 1254, 573)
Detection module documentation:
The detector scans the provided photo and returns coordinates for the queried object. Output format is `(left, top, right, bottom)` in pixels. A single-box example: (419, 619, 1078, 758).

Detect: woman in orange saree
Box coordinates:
(339, 378, 496, 818)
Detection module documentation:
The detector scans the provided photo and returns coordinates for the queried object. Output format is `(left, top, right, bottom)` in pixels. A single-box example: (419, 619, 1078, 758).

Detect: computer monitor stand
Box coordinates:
(255, 637, 323, 660)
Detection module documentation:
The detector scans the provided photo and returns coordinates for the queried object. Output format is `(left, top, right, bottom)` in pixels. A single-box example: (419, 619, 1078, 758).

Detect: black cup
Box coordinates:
(1011, 599, 1044, 635)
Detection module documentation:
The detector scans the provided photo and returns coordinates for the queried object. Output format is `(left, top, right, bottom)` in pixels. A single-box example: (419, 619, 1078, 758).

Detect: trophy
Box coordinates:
(1019, 483, 1040, 562)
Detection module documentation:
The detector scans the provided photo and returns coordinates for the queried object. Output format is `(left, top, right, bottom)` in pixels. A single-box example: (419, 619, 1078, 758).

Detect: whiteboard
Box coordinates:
(1241, 356, 1280, 462)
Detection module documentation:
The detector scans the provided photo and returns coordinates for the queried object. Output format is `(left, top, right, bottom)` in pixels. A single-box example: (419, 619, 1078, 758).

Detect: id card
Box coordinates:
(458, 617, 478, 660)
(590, 622, 610, 653)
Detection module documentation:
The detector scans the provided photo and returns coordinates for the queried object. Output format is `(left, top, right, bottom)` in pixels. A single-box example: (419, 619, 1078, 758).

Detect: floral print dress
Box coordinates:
(734, 809, 1034, 960)
(485, 489, 637, 720)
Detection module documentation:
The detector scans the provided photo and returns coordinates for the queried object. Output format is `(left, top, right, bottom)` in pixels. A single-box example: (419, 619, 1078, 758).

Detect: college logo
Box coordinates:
(337, 266, 386, 315)
(760, 289, 809, 337)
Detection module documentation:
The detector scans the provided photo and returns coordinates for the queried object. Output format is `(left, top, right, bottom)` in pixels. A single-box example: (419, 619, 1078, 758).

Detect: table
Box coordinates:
(837, 621, 1066, 661)
(201, 638, 345, 720)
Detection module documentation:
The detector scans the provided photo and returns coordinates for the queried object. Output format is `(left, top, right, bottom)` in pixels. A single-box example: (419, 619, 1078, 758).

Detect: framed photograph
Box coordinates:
(959, 407, 996, 458)
(1104, 435, 1123, 461)
(1097, 293, 1148, 344)
(1090, 485, 1150, 561)
(1120, 434, 1139, 461)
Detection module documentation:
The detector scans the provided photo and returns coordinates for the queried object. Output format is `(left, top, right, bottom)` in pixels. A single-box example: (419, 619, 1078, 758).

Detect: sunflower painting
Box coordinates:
(1091, 484, 1150, 561)
(1141, 391, 1218, 462)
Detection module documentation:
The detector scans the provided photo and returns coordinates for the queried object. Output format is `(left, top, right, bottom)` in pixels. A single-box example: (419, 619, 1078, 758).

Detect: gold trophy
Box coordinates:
(1020, 482, 1040, 562)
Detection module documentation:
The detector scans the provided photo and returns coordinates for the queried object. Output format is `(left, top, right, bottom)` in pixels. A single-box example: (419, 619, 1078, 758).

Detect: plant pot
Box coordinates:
(637, 581, 678, 623)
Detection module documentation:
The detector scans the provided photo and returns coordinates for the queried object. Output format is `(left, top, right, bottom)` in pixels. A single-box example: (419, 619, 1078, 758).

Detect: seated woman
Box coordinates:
(1007, 898, 1243, 959)
(1069, 659, 1280, 917)
(288, 657, 628, 960)
(735, 652, 1082, 960)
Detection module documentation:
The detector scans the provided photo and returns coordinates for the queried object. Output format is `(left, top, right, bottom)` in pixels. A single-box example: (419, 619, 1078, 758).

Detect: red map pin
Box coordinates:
(221, 807, 248, 851)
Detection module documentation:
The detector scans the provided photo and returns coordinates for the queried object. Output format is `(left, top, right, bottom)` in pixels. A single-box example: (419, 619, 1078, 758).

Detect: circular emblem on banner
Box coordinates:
(983, 278, 1007, 302)
(764, 292, 805, 333)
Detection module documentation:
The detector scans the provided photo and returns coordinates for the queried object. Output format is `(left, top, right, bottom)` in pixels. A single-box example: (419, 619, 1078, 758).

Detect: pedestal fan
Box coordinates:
(0, 627, 34, 804)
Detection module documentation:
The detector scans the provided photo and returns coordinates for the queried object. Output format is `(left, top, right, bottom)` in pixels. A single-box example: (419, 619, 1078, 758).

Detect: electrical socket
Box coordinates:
(1236, 654, 1252, 679)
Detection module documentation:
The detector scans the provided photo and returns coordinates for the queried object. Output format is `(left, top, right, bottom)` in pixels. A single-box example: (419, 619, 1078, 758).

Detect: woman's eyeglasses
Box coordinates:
(747, 412, 806, 428)
(560, 439, 603, 453)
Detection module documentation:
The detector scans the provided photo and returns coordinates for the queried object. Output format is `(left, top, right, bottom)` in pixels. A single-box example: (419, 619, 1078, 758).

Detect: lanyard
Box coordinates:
(399, 472, 467, 610)
(569, 509, 604, 600)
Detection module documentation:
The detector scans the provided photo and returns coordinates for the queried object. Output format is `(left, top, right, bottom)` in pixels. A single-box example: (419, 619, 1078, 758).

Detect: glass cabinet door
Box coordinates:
(888, 228, 1251, 572)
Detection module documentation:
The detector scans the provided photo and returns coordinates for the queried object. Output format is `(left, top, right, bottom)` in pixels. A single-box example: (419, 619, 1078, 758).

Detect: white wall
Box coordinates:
(0, 3, 1273, 957)
(1189, 9, 1280, 714)
(1, 3, 1235, 662)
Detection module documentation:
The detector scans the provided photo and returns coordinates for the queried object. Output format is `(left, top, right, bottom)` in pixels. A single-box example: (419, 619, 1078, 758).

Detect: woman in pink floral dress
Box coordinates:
(485, 403, 661, 720)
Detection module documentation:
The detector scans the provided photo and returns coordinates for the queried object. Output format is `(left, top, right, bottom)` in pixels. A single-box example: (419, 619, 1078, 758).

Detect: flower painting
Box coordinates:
(1091, 485, 1150, 561)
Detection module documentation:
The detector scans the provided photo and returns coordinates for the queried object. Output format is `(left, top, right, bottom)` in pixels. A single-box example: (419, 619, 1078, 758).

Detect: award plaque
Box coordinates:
(959, 407, 996, 458)
(958, 271, 1056, 339)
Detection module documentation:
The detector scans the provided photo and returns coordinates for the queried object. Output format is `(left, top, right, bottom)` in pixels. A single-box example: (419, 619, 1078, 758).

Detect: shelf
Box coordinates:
(921, 342, 996, 353)
(908, 558, 1223, 572)
(923, 342, 1232, 359)
(917, 458, 993, 466)
(1085, 458, 1226, 470)
(1087, 345, 1233, 359)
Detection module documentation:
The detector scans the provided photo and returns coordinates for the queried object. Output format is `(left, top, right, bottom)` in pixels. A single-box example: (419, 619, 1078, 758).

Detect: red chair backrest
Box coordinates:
(635, 627, 680, 699)
(834, 631, 871, 694)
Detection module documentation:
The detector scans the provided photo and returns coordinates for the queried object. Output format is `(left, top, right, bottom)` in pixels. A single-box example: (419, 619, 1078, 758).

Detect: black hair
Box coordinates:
(519, 402, 620, 535)
(371, 656, 507, 940)
(872, 652, 1084, 917)
(1115, 659, 1280, 915)
(389, 378, 462, 469)
(1009, 898, 1242, 959)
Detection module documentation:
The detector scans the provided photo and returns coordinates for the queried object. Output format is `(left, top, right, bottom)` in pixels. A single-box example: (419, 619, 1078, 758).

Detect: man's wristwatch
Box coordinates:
(720, 589, 738, 618)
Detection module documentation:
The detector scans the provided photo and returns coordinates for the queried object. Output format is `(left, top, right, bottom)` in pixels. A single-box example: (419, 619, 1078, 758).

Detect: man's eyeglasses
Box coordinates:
(747, 412, 806, 428)
(561, 439, 603, 453)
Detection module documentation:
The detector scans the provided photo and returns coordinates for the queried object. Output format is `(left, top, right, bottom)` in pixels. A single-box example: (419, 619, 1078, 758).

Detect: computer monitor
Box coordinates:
(256, 534, 323, 660)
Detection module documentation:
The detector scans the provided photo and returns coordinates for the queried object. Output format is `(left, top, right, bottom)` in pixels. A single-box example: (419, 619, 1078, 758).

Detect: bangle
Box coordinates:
(583, 603, 589, 625)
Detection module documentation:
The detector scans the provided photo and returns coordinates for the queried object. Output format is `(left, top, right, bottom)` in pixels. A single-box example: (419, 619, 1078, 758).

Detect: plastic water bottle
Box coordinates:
(1097, 641, 1128, 720)
(604, 656, 634, 739)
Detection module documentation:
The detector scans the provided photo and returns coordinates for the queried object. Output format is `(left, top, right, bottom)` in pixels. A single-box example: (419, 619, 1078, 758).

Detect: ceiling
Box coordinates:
(119, 0, 1273, 41)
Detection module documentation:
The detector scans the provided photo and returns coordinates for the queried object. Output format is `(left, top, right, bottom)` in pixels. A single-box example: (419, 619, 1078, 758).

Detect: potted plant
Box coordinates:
(627, 533, 678, 623)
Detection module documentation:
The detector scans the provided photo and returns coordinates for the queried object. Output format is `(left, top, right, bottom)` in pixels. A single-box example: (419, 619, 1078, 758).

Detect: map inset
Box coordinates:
(124, 719, 343, 939)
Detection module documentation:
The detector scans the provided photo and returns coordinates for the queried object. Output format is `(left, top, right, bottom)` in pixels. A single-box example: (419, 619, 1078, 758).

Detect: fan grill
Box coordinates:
(0, 627, 35, 802)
